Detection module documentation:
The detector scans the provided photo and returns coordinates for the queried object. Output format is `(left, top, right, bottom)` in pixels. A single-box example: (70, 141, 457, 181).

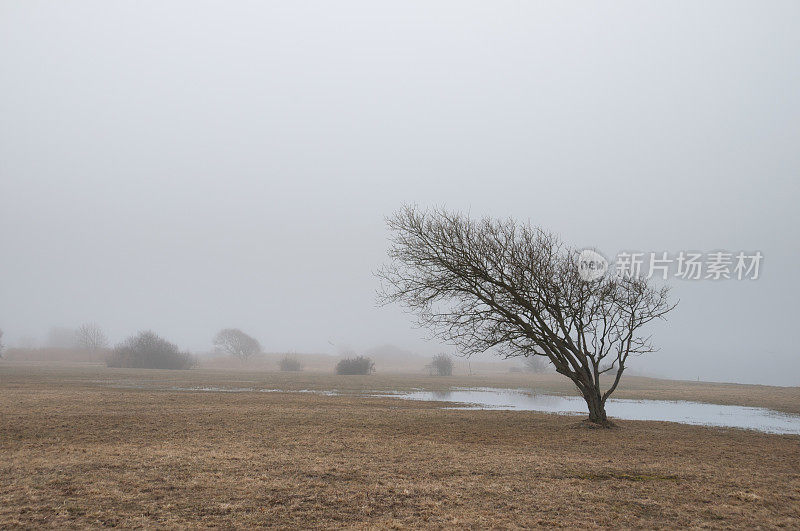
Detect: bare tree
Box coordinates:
(76, 323, 108, 352)
(213, 328, 261, 361)
(378, 206, 676, 426)
(0, 328, 4, 358)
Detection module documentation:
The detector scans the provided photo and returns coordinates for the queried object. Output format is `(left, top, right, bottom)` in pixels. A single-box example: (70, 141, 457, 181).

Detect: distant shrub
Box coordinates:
(107, 331, 195, 370)
(428, 354, 453, 376)
(335, 356, 374, 375)
(524, 356, 549, 373)
(279, 354, 303, 372)
(508, 366, 523, 373)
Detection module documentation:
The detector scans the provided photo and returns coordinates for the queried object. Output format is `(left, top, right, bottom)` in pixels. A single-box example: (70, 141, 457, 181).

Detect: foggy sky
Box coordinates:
(1, 1, 799, 384)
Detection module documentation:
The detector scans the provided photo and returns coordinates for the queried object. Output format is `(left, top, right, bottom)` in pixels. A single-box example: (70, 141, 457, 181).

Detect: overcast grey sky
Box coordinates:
(1, 1, 798, 384)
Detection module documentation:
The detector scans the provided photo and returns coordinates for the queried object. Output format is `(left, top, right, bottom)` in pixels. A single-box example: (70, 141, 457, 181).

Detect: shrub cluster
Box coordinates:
(107, 331, 195, 370)
(335, 356, 374, 375)
(428, 353, 453, 376)
(279, 354, 303, 372)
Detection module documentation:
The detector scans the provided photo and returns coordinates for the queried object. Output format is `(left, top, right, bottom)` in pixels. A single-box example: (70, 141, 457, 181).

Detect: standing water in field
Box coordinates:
(114, 380, 800, 435)
(380, 388, 800, 435)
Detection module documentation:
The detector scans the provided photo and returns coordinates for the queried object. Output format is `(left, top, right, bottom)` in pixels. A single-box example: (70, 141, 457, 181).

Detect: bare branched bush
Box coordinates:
(335, 356, 375, 375)
(428, 354, 454, 376)
(279, 353, 303, 372)
(524, 356, 549, 373)
(107, 331, 195, 370)
(378, 206, 676, 425)
(76, 323, 108, 353)
(213, 328, 261, 361)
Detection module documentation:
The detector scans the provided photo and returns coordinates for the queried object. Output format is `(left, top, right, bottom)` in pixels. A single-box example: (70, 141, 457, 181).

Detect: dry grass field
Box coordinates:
(2, 363, 799, 528)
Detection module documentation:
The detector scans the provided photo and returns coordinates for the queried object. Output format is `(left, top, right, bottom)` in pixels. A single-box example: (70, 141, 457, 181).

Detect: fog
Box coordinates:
(1, 1, 798, 385)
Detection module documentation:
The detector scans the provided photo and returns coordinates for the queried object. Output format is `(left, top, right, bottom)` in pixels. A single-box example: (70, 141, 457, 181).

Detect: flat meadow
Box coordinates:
(1, 363, 799, 528)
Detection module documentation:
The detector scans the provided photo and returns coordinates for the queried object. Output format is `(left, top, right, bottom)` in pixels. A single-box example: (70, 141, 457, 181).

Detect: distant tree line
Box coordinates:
(1, 323, 395, 376)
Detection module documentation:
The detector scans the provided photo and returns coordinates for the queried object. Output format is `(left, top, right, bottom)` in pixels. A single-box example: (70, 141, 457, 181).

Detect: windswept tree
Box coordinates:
(76, 323, 108, 353)
(213, 328, 261, 361)
(378, 206, 676, 425)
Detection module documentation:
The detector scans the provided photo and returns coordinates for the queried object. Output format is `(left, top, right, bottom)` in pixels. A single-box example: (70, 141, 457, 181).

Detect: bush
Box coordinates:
(335, 356, 374, 375)
(428, 354, 453, 376)
(279, 354, 303, 372)
(524, 356, 549, 373)
(107, 331, 195, 370)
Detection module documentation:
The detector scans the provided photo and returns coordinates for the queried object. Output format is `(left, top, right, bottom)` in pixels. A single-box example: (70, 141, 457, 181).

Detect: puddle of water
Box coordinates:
(99, 380, 800, 435)
(384, 388, 800, 435)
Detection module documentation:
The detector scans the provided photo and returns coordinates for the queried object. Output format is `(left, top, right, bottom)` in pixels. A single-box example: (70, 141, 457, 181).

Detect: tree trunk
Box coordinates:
(558, 368, 614, 427)
(583, 388, 609, 425)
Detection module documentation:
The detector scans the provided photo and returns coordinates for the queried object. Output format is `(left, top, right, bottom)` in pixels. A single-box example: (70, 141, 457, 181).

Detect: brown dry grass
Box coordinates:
(1, 363, 799, 528)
